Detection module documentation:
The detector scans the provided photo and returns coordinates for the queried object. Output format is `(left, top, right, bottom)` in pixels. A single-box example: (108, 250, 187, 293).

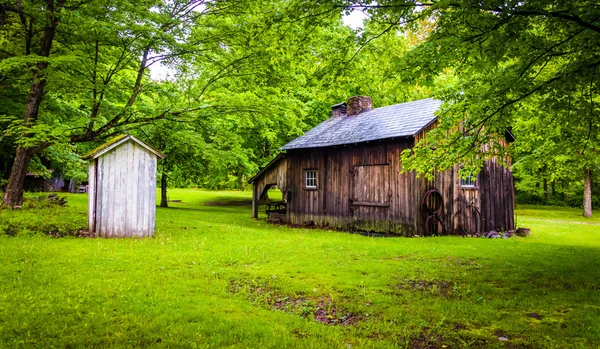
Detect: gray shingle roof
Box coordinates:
(281, 98, 442, 150)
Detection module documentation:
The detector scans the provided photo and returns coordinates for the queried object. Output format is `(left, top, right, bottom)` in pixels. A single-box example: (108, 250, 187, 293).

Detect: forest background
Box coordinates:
(0, 0, 598, 214)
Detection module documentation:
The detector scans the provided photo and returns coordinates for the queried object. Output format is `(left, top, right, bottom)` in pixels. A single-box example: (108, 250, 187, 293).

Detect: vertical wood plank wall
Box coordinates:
(88, 159, 97, 232)
(271, 139, 515, 235)
(91, 141, 158, 237)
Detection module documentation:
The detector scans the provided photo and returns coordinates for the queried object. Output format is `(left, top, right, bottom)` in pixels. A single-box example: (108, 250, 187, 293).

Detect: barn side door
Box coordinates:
(350, 164, 391, 233)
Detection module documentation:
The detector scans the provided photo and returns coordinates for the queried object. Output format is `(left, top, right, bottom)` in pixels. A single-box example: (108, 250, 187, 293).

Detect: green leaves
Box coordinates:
(0, 115, 69, 149)
(362, 0, 599, 192)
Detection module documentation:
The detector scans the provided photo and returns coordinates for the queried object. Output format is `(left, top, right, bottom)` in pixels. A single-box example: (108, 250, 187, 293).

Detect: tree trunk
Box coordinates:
(2, 2, 61, 207)
(2, 148, 33, 206)
(583, 168, 592, 217)
(543, 177, 548, 203)
(160, 172, 168, 208)
(1, 69, 47, 206)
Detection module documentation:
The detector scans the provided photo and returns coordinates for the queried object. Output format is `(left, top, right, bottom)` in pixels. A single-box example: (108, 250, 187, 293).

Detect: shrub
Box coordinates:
(0, 201, 87, 237)
(22, 194, 68, 209)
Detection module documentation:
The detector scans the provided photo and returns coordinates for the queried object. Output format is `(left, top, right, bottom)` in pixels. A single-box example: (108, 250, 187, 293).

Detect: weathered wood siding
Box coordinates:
(413, 121, 515, 233)
(285, 141, 421, 234)
(281, 139, 514, 235)
(251, 156, 288, 218)
(479, 158, 515, 232)
(88, 159, 97, 232)
(88, 141, 158, 238)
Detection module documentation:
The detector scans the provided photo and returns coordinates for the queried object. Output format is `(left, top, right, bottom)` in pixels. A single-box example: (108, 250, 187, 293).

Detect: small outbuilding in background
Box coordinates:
(84, 135, 165, 238)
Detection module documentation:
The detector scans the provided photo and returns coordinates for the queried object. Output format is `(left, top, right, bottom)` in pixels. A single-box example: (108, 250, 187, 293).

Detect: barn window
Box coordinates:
(460, 175, 477, 188)
(304, 170, 317, 189)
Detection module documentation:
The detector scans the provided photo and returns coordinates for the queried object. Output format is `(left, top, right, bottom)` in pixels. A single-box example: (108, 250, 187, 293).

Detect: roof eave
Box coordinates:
(248, 153, 286, 184)
(411, 117, 439, 138)
(83, 135, 166, 160)
(280, 135, 416, 151)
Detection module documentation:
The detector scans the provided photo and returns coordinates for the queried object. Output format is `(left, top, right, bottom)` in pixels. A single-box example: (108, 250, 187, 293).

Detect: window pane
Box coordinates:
(461, 176, 475, 187)
(305, 170, 317, 188)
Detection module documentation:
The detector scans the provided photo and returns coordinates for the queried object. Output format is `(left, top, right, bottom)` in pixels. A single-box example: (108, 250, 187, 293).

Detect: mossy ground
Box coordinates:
(0, 189, 599, 348)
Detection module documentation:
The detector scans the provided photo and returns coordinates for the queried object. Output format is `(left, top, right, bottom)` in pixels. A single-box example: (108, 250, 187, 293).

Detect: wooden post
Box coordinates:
(252, 184, 259, 219)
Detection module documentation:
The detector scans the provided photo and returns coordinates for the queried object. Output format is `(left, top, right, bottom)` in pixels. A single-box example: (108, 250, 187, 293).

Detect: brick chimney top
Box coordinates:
(347, 96, 372, 116)
(331, 102, 347, 118)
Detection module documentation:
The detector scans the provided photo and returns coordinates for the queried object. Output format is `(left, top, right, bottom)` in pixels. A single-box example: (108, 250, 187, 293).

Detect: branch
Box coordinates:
(69, 104, 262, 143)
(196, 53, 255, 99)
(582, 65, 597, 155)
(518, 29, 585, 78)
(497, 8, 600, 34)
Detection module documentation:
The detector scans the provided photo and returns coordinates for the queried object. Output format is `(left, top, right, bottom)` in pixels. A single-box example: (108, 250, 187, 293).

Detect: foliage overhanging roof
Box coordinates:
(281, 98, 442, 150)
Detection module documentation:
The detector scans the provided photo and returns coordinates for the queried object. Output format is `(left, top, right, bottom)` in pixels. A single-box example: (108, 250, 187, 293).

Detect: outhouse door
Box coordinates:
(350, 164, 391, 233)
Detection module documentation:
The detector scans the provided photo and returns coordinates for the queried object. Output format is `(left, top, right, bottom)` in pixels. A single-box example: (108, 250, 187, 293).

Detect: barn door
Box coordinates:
(351, 164, 391, 232)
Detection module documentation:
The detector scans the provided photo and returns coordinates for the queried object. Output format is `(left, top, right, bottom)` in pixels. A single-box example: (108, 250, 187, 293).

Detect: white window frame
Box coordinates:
(460, 174, 477, 189)
(304, 170, 317, 189)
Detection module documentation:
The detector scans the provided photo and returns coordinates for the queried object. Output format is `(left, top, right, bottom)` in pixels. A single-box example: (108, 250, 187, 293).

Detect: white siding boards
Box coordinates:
(85, 135, 165, 238)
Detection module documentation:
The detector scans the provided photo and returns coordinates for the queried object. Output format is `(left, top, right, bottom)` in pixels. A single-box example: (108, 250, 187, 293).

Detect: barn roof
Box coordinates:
(281, 98, 443, 150)
(83, 135, 166, 160)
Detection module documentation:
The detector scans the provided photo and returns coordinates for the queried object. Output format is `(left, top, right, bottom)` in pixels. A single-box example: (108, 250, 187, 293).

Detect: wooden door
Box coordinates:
(351, 164, 391, 232)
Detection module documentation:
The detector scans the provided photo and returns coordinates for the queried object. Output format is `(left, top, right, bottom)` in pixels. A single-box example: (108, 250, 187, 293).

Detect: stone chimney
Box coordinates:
(347, 96, 372, 116)
(331, 102, 347, 118)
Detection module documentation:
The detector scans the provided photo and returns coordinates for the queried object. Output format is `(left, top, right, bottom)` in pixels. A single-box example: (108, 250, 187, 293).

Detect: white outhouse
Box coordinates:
(85, 135, 165, 238)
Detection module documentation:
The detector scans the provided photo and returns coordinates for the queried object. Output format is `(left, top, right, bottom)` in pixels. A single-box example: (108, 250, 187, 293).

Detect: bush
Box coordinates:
(22, 194, 68, 209)
(0, 201, 87, 237)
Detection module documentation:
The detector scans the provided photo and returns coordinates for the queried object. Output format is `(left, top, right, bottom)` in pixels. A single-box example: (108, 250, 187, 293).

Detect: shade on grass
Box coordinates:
(0, 189, 599, 348)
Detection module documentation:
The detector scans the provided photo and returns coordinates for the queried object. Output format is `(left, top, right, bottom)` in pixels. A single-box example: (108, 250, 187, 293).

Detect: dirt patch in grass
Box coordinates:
(431, 256, 484, 270)
(402, 328, 454, 349)
(47, 229, 95, 238)
(408, 333, 444, 349)
(204, 198, 252, 206)
(228, 278, 360, 326)
(453, 323, 467, 332)
(386, 254, 417, 260)
(404, 327, 509, 349)
(395, 279, 458, 298)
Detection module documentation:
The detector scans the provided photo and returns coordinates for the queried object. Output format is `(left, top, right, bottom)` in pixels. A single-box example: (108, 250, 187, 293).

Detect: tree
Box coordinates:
(340, 1, 600, 216)
(512, 93, 599, 215)
(132, 82, 207, 207)
(333, 19, 434, 106)
(175, 0, 436, 189)
(2, 0, 363, 202)
(137, 120, 206, 208)
(175, 0, 360, 186)
(0, 0, 226, 206)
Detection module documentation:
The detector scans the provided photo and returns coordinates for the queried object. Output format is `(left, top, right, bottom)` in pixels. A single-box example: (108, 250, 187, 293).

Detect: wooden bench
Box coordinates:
(265, 201, 286, 215)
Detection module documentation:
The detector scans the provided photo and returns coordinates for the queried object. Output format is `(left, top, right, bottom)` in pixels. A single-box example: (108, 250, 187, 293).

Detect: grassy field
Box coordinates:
(0, 189, 599, 348)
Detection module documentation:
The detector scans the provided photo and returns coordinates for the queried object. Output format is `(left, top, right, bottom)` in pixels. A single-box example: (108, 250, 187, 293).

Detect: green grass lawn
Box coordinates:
(0, 189, 599, 348)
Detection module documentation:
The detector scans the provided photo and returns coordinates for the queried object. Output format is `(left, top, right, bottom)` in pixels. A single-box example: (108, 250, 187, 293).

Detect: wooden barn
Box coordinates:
(85, 135, 165, 238)
(249, 96, 515, 236)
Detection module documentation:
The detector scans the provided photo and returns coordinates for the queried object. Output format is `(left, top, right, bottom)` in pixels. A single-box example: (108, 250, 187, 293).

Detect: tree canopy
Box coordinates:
(344, 0, 599, 214)
(1, 0, 598, 214)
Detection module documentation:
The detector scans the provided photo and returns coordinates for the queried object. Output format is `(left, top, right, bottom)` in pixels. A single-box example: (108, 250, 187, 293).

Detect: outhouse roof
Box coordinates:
(281, 98, 443, 150)
(83, 135, 166, 160)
